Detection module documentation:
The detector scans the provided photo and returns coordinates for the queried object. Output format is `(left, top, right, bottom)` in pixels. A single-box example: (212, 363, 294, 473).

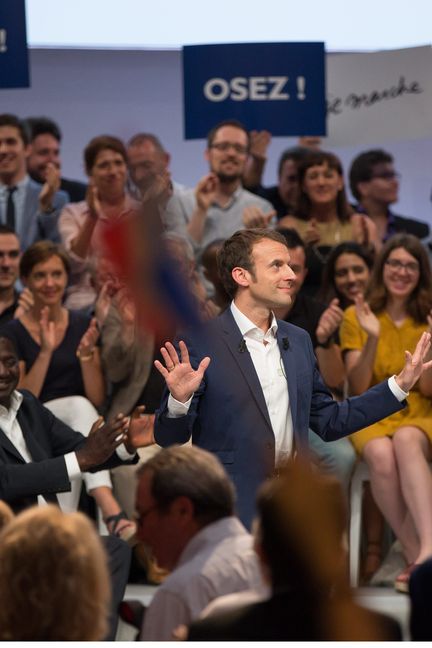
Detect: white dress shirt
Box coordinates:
(167, 302, 408, 462)
(0, 391, 81, 508)
(0, 390, 135, 510)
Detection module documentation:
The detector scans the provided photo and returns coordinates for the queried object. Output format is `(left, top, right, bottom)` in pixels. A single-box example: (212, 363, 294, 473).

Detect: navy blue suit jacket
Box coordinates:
(154, 309, 405, 527)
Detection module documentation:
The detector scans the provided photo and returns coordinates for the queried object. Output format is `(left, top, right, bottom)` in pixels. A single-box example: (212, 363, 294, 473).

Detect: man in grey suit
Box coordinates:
(0, 114, 68, 251)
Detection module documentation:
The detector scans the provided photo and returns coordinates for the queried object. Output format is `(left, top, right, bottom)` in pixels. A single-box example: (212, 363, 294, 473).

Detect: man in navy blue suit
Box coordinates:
(154, 229, 432, 528)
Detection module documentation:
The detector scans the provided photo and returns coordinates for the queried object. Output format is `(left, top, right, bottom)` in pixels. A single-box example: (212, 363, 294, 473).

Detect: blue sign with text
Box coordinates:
(0, 0, 29, 89)
(183, 42, 326, 140)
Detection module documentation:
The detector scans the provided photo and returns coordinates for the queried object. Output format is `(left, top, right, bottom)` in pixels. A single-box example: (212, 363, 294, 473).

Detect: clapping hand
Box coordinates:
(86, 182, 102, 220)
(154, 340, 210, 403)
(242, 206, 276, 228)
(123, 405, 155, 453)
(77, 318, 99, 358)
(38, 162, 61, 212)
(39, 306, 56, 353)
(354, 294, 380, 338)
(249, 130, 271, 160)
(316, 298, 343, 345)
(304, 218, 321, 246)
(14, 288, 34, 319)
(195, 174, 219, 213)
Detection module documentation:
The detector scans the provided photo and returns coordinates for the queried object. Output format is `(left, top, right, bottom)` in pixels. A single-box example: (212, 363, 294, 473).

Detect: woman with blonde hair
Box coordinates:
(0, 506, 110, 641)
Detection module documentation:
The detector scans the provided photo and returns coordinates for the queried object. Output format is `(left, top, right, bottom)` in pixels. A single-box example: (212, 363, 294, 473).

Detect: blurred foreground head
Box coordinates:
(0, 506, 110, 641)
(255, 459, 347, 596)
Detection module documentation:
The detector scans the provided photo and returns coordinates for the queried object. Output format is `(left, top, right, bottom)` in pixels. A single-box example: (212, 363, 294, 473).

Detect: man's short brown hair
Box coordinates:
(217, 229, 288, 299)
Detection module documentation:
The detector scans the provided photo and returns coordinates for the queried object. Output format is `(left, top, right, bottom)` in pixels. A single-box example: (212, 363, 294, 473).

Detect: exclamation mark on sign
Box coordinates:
(0, 29, 7, 53)
(297, 76, 306, 100)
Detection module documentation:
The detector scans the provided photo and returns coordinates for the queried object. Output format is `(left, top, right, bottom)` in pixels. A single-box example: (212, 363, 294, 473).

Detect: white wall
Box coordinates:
(1, 48, 431, 224)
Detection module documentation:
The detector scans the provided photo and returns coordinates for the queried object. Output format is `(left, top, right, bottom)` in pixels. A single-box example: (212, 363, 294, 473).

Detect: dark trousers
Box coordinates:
(102, 535, 132, 641)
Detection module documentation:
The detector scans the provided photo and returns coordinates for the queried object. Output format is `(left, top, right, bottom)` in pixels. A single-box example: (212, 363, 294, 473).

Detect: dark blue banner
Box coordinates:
(0, 0, 29, 89)
(183, 42, 326, 140)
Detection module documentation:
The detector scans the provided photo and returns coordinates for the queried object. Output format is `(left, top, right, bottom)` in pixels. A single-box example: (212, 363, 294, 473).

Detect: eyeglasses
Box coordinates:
(370, 171, 401, 181)
(134, 504, 159, 525)
(210, 142, 248, 155)
(385, 258, 419, 274)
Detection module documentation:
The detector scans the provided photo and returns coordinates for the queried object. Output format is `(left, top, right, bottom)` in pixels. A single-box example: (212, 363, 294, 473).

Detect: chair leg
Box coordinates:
(349, 471, 364, 587)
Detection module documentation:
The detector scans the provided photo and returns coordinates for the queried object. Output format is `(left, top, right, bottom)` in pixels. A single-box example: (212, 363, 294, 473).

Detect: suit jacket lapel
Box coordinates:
(219, 310, 273, 431)
(0, 427, 25, 462)
(17, 407, 47, 463)
(277, 326, 298, 436)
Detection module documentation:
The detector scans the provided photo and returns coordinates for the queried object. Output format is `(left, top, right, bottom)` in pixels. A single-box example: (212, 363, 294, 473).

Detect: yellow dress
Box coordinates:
(340, 305, 432, 453)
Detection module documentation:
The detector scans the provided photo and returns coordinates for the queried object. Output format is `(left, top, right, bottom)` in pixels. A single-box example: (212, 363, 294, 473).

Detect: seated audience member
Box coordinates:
(201, 238, 231, 310)
(164, 119, 274, 253)
(135, 445, 266, 641)
(409, 558, 432, 640)
(0, 506, 110, 641)
(244, 140, 310, 220)
(319, 241, 374, 310)
(2, 241, 135, 536)
(0, 226, 34, 329)
(0, 500, 14, 531)
(24, 116, 87, 202)
(274, 228, 355, 495)
(127, 132, 183, 198)
(163, 232, 219, 320)
(320, 241, 384, 582)
(0, 114, 68, 250)
(279, 150, 380, 295)
(58, 135, 138, 310)
(349, 149, 429, 242)
(0, 333, 154, 638)
(188, 460, 401, 641)
(340, 234, 432, 593)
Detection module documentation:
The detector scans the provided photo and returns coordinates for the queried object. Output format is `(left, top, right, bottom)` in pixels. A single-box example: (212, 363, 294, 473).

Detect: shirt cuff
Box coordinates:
(66, 452, 82, 480)
(116, 443, 136, 460)
(167, 393, 193, 417)
(388, 375, 409, 402)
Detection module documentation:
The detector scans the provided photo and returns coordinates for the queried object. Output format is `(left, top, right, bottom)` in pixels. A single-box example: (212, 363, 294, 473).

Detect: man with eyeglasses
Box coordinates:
(164, 120, 274, 254)
(349, 149, 429, 243)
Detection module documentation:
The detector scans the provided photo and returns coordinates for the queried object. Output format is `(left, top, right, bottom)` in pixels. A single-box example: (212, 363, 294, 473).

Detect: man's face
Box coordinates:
(0, 338, 20, 408)
(206, 125, 248, 182)
(135, 471, 185, 571)
(278, 158, 299, 208)
(127, 141, 170, 188)
(0, 233, 20, 290)
(0, 126, 29, 185)
(241, 238, 296, 309)
(27, 133, 61, 183)
(358, 162, 399, 207)
(285, 246, 307, 299)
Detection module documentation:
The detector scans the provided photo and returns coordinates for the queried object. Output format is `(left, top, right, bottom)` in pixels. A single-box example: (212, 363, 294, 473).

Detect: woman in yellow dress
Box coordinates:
(340, 233, 432, 592)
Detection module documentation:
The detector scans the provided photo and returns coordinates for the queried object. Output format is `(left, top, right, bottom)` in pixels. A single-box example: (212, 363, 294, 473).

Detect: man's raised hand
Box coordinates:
(395, 331, 432, 393)
(154, 340, 210, 403)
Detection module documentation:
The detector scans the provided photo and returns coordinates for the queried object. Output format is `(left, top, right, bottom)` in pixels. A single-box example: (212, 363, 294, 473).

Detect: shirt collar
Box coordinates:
(0, 390, 23, 420)
(0, 174, 29, 194)
(230, 300, 278, 341)
(211, 184, 242, 210)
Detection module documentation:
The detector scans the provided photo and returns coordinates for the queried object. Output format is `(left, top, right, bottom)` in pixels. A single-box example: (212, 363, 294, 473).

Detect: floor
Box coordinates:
(116, 582, 411, 641)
